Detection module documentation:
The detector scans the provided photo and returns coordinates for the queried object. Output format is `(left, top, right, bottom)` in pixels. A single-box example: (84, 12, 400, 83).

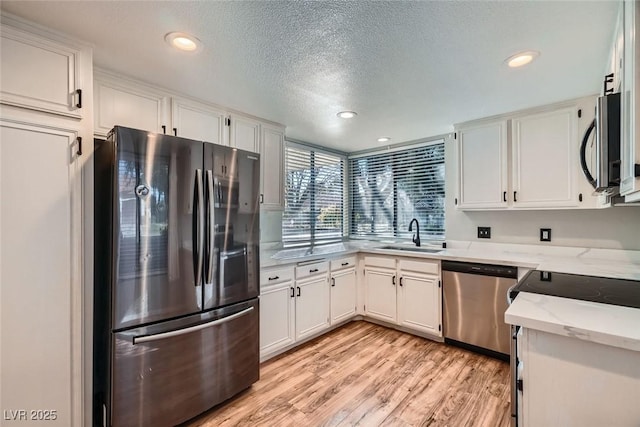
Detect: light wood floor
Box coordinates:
(185, 321, 511, 427)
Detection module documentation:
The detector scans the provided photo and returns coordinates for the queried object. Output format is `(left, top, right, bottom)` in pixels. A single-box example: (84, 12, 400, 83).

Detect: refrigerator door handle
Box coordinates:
(205, 170, 215, 284)
(132, 307, 255, 344)
(193, 169, 205, 286)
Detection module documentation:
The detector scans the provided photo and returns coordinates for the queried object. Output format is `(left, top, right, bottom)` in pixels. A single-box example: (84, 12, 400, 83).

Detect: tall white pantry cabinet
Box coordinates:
(0, 15, 93, 427)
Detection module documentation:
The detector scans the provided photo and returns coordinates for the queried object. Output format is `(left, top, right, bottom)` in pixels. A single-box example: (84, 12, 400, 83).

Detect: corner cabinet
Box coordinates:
(620, 0, 640, 202)
(456, 97, 600, 210)
(260, 123, 285, 209)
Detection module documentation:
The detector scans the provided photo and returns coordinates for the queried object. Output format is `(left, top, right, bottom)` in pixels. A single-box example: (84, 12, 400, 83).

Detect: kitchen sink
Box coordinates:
(379, 245, 443, 254)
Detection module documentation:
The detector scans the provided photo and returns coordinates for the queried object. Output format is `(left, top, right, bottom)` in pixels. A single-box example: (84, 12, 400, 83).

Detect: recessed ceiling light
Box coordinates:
(505, 50, 540, 68)
(377, 137, 391, 143)
(337, 111, 357, 119)
(165, 32, 201, 52)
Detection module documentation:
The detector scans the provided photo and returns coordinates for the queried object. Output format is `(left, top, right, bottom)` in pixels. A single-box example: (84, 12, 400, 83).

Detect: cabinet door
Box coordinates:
(295, 275, 330, 341)
(0, 120, 82, 427)
(457, 121, 508, 209)
(330, 268, 357, 325)
(364, 267, 397, 323)
(260, 124, 285, 209)
(621, 0, 640, 201)
(259, 281, 295, 358)
(171, 98, 226, 144)
(0, 25, 83, 118)
(398, 273, 441, 336)
(94, 75, 168, 136)
(512, 107, 578, 207)
(230, 114, 260, 153)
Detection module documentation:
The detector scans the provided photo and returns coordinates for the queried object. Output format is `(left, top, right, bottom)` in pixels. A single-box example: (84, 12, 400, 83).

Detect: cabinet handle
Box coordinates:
(260, 194, 264, 204)
(579, 193, 583, 202)
(75, 89, 82, 109)
(309, 268, 319, 273)
(399, 277, 403, 287)
(161, 125, 166, 134)
(297, 286, 301, 297)
(76, 137, 82, 156)
(513, 191, 518, 202)
(173, 128, 178, 136)
(268, 276, 279, 281)
(290, 287, 295, 298)
(392, 275, 396, 286)
(331, 278, 336, 287)
(503, 191, 507, 202)
(341, 262, 349, 266)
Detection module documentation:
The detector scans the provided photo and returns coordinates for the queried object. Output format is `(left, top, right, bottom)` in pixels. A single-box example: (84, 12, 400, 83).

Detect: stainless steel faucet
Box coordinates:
(408, 218, 421, 247)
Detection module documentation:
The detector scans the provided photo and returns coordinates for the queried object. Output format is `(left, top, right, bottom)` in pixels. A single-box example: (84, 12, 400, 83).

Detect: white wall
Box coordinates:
(444, 136, 640, 250)
(260, 210, 283, 243)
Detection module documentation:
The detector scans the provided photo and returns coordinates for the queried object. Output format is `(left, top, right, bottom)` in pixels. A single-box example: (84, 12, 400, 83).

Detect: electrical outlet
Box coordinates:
(540, 228, 552, 242)
(477, 226, 491, 239)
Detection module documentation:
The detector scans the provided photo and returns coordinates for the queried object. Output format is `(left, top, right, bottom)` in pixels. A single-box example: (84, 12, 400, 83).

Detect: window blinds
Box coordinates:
(349, 142, 445, 239)
(283, 144, 345, 243)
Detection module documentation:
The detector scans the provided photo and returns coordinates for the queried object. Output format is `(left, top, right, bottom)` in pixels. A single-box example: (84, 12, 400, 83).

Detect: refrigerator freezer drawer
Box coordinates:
(111, 299, 259, 427)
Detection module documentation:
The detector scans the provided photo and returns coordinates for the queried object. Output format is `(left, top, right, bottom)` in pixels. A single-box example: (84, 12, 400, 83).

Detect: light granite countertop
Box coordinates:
(261, 239, 640, 351)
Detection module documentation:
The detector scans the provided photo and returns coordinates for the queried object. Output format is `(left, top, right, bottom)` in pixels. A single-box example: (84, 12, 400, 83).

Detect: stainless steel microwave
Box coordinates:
(580, 92, 621, 192)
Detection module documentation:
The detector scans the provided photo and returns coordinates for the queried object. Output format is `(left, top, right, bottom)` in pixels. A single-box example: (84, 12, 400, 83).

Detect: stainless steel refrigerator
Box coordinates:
(93, 126, 260, 426)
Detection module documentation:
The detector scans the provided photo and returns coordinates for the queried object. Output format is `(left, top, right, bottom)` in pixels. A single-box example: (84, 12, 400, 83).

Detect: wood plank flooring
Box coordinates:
(184, 321, 511, 427)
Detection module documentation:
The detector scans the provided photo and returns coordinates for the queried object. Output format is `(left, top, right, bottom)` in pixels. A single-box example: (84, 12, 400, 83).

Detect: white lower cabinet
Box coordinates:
(259, 280, 295, 358)
(364, 255, 442, 337)
(519, 328, 640, 426)
(330, 268, 357, 325)
(295, 273, 331, 340)
(364, 267, 397, 323)
(397, 272, 440, 335)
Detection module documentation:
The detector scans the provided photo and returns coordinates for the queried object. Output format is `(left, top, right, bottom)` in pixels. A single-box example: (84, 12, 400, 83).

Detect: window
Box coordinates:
(283, 143, 345, 243)
(349, 141, 445, 240)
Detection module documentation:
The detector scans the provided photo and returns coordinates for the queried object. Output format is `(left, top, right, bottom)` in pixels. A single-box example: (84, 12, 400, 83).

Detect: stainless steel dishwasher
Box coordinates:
(442, 261, 517, 358)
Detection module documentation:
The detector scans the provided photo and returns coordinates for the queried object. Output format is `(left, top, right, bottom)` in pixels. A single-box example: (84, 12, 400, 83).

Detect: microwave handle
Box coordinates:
(579, 118, 597, 189)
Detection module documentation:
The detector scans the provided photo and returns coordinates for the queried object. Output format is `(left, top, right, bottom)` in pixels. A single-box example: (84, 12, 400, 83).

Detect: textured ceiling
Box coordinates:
(0, 1, 619, 152)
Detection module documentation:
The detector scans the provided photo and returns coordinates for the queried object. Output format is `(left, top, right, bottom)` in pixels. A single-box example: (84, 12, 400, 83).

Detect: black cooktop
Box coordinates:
(511, 270, 640, 309)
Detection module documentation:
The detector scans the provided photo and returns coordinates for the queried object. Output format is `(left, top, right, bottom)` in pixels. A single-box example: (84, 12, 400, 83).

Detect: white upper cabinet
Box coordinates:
(94, 70, 169, 136)
(456, 120, 509, 209)
(511, 107, 577, 208)
(456, 97, 600, 210)
(229, 114, 260, 153)
(171, 97, 227, 145)
(260, 123, 285, 209)
(621, 0, 640, 201)
(0, 23, 84, 118)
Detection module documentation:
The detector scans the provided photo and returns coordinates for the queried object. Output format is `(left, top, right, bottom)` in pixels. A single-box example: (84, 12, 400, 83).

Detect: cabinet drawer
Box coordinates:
(364, 256, 396, 270)
(330, 256, 357, 271)
(398, 259, 439, 275)
(295, 261, 329, 279)
(260, 266, 294, 286)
